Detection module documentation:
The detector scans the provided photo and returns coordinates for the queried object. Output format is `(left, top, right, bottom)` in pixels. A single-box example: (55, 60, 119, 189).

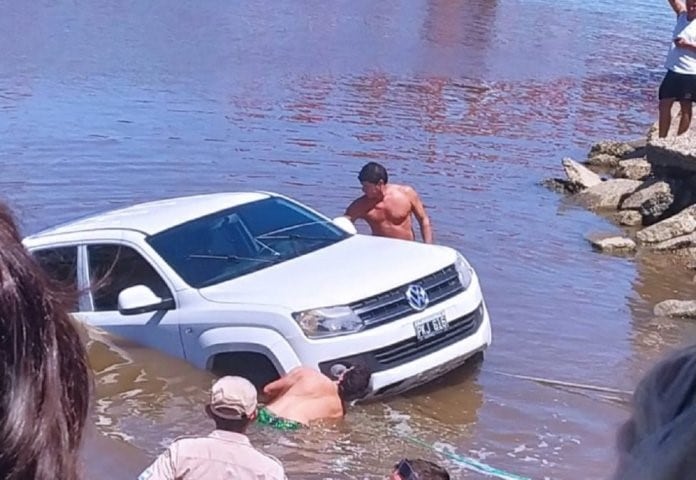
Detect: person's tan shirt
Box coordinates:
(138, 430, 286, 480)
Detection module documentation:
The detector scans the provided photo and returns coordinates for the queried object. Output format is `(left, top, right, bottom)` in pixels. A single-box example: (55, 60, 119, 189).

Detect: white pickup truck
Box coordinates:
(24, 192, 491, 396)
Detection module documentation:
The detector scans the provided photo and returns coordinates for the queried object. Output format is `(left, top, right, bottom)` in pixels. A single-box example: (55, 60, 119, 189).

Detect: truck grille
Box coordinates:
(372, 303, 484, 369)
(317, 303, 484, 376)
(350, 264, 463, 328)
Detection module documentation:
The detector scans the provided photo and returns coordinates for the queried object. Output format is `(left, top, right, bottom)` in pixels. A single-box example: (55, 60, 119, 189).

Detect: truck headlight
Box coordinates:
(292, 306, 364, 338)
(455, 254, 473, 290)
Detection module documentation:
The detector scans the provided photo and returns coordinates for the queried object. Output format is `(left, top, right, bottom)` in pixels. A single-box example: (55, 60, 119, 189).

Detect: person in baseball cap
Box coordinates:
(138, 376, 286, 480)
(207, 376, 258, 420)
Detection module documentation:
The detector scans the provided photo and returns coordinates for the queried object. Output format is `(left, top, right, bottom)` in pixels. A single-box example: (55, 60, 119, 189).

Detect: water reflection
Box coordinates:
(2, 0, 694, 478)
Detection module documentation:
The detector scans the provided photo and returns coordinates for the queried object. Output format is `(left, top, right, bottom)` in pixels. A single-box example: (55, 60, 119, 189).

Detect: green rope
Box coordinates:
(405, 436, 533, 480)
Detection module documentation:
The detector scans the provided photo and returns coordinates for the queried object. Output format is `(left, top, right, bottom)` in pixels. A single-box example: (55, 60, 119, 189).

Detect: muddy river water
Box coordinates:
(3, 0, 696, 478)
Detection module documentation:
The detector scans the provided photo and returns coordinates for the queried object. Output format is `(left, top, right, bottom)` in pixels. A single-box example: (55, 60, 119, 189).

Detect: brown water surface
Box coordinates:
(2, 0, 696, 478)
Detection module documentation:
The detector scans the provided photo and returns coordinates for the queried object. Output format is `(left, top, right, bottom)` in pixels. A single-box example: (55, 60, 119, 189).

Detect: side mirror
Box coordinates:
(332, 216, 357, 235)
(118, 285, 174, 316)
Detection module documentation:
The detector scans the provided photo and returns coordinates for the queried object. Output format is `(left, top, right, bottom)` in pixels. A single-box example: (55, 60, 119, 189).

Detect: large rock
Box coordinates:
(615, 158, 651, 180)
(654, 299, 696, 318)
(540, 178, 581, 194)
(589, 140, 637, 159)
(576, 179, 642, 210)
(620, 181, 675, 224)
(653, 232, 696, 251)
(615, 210, 643, 226)
(621, 181, 672, 210)
(562, 158, 602, 190)
(646, 133, 696, 172)
(588, 236, 636, 253)
(586, 153, 621, 168)
(640, 192, 677, 224)
(636, 204, 696, 244)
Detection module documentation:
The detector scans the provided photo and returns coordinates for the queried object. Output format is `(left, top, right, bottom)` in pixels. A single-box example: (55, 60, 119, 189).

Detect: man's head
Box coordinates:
(688, 0, 696, 20)
(389, 459, 450, 480)
(334, 364, 372, 402)
(358, 162, 388, 199)
(206, 376, 258, 432)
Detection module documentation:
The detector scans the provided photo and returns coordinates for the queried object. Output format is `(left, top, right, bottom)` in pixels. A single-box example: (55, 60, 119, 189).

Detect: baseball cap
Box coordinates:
(209, 376, 258, 420)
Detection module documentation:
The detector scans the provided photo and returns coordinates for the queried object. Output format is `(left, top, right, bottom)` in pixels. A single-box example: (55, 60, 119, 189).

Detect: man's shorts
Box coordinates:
(256, 407, 304, 431)
(659, 69, 696, 101)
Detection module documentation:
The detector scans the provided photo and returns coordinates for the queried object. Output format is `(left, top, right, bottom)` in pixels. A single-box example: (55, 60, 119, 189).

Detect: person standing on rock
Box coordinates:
(658, 0, 696, 137)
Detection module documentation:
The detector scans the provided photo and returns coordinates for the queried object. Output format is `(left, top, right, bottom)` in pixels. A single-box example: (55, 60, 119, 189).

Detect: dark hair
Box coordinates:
(395, 458, 450, 480)
(358, 162, 388, 184)
(0, 203, 90, 480)
(613, 344, 696, 480)
(206, 405, 252, 433)
(338, 364, 372, 401)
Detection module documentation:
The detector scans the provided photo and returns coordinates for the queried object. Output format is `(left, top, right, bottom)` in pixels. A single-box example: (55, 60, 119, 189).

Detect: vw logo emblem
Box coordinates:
(405, 284, 429, 311)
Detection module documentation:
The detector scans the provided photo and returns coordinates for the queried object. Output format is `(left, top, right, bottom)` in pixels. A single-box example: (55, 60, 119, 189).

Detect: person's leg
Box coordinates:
(678, 100, 693, 135)
(659, 98, 676, 137)
(658, 71, 679, 138)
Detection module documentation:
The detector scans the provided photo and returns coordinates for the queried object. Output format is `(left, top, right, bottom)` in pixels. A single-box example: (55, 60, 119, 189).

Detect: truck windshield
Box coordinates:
(147, 197, 348, 288)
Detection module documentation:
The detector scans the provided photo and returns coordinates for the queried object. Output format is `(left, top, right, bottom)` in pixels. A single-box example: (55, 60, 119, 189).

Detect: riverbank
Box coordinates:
(546, 115, 696, 318)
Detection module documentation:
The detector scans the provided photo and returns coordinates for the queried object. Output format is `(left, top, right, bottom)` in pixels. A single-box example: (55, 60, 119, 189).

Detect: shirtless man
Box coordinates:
(344, 162, 433, 243)
(257, 364, 371, 430)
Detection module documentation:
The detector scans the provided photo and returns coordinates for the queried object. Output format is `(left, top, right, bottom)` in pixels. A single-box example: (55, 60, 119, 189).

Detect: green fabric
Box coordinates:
(256, 407, 303, 431)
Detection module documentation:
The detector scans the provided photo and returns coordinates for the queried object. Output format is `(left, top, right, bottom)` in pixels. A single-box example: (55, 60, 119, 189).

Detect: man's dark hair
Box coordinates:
(206, 405, 252, 433)
(358, 162, 388, 184)
(396, 458, 450, 480)
(338, 364, 372, 401)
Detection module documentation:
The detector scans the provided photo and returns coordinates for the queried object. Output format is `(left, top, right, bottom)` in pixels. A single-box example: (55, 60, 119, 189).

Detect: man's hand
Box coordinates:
(675, 37, 696, 52)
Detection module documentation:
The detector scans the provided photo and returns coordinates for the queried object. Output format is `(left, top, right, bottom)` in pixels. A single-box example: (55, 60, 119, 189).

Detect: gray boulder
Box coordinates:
(586, 153, 621, 168)
(654, 299, 696, 318)
(621, 181, 672, 210)
(640, 192, 677, 224)
(576, 179, 642, 210)
(615, 158, 651, 180)
(652, 232, 696, 251)
(588, 236, 636, 253)
(615, 210, 643, 226)
(636, 204, 696, 244)
(540, 178, 580, 194)
(589, 140, 637, 159)
(562, 158, 602, 190)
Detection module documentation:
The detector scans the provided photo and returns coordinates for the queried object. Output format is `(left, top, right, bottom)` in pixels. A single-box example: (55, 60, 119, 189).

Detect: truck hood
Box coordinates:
(198, 234, 457, 311)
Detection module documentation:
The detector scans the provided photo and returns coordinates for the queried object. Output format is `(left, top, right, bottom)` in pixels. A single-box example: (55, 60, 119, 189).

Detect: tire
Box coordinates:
(210, 352, 280, 390)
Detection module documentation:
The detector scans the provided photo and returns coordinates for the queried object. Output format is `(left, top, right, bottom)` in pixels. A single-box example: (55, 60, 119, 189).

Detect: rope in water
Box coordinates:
(492, 371, 632, 396)
(405, 436, 532, 480)
(399, 370, 631, 479)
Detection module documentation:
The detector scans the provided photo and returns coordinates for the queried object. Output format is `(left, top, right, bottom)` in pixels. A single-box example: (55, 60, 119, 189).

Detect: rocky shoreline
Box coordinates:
(544, 125, 696, 319)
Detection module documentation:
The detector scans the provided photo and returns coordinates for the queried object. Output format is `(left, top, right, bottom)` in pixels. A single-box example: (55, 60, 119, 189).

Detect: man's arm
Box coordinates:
(675, 37, 696, 51)
(262, 376, 291, 400)
(263, 368, 301, 399)
(407, 187, 433, 244)
(669, 0, 686, 15)
(344, 197, 366, 222)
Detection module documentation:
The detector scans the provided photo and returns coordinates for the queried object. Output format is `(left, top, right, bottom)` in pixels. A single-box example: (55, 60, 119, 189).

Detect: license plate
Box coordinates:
(413, 313, 448, 341)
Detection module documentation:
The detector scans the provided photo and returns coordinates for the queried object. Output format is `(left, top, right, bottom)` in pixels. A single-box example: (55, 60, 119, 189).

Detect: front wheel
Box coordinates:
(210, 352, 280, 391)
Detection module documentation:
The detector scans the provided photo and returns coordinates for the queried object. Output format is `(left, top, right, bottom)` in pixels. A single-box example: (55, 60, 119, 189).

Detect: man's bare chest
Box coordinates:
(364, 201, 412, 224)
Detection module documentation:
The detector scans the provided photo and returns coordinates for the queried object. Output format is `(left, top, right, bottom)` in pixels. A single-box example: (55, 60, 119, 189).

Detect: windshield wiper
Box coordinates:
(257, 234, 338, 242)
(188, 253, 280, 264)
(257, 220, 337, 238)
